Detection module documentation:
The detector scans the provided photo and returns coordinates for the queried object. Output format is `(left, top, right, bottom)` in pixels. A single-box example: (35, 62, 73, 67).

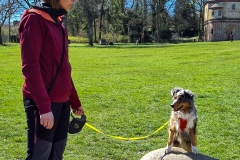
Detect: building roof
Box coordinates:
(205, 0, 217, 6)
(207, 0, 217, 3)
(206, 0, 240, 5)
(209, 3, 223, 9)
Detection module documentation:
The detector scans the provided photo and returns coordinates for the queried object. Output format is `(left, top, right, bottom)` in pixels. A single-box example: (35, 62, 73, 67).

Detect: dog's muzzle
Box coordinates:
(171, 104, 183, 112)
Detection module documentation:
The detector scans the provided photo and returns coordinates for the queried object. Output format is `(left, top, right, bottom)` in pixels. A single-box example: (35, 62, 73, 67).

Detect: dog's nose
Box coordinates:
(170, 104, 174, 108)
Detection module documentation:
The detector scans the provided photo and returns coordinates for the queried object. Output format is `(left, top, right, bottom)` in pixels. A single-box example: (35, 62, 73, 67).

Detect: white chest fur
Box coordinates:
(171, 111, 197, 131)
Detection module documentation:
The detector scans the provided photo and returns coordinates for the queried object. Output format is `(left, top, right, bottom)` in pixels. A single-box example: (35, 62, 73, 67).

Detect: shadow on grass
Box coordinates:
(0, 44, 8, 46)
(69, 43, 190, 49)
(69, 41, 227, 49)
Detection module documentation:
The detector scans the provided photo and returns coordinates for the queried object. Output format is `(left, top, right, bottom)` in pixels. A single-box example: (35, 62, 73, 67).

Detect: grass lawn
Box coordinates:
(0, 41, 240, 160)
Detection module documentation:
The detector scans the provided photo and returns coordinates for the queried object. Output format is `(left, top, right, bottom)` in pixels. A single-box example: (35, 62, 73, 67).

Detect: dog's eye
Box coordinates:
(173, 95, 177, 99)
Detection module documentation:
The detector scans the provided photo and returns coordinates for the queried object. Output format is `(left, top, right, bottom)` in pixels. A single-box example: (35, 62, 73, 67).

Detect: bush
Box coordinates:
(68, 36, 88, 43)
(116, 35, 129, 43)
(101, 34, 129, 43)
(1, 26, 9, 43)
(68, 34, 129, 44)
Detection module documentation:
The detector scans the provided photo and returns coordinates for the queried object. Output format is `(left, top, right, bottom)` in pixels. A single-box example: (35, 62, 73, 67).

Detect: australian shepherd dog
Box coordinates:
(165, 87, 198, 154)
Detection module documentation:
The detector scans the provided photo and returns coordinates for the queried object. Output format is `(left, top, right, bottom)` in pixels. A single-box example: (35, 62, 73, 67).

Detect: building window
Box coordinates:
(212, 11, 214, 16)
(211, 29, 213, 34)
(217, 30, 221, 34)
(218, 10, 221, 16)
(232, 4, 235, 9)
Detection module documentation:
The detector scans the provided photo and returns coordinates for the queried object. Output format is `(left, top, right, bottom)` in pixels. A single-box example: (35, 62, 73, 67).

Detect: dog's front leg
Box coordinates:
(189, 121, 198, 154)
(165, 128, 176, 154)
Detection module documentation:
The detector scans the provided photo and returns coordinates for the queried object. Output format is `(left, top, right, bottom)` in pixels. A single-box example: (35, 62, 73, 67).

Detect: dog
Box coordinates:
(165, 87, 198, 154)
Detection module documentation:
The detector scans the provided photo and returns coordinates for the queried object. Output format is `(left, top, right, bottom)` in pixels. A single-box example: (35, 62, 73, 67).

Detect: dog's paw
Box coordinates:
(192, 146, 198, 154)
(165, 145, 172, 154)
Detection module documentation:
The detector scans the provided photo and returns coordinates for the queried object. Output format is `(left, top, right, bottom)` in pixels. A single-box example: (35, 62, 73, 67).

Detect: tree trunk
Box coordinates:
(156, 2, 161, 43)
(0, 26, 3, 45)
(88, 15, 93, 46)
(94, 17, 97, 43)
(142, 0, 147, 43)
(134, 0, 139, 13)
(201, 8, 204, 40)
(88, 26, 93, 46)
(98, 0, 105, 41)
(151, 1, 156, 36)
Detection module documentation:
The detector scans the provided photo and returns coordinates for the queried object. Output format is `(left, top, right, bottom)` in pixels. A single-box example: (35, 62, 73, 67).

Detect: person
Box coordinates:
(18, 0, 84, 159)
(230, 33, 233, 42)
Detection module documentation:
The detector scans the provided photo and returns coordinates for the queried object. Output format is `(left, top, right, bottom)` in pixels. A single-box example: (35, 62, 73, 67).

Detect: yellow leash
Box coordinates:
(85, 120, 170, 140)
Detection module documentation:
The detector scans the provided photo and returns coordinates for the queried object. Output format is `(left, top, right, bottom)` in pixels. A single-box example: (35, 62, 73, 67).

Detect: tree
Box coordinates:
(126, 10, 143, 42)
(106, 0, 127, 41)
(68, 1, 84, 36)
(150, 0, 172, 43)
(66, 0, 175, 44)
(76, 0, 99, 46)
(126, 0, 147, 42)
(17, 0, 41, 9)
(173, 0, 198, 38)
(0, 0, 19, 45)
(191, 0, 207, 40)
(98, 0, 105, 41)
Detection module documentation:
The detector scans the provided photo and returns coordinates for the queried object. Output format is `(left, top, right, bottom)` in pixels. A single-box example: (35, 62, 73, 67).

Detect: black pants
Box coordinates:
(24, 98, 70, 160)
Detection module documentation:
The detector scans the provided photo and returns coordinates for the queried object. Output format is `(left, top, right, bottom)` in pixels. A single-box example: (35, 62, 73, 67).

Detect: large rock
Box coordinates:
(140, 147, 219, 160)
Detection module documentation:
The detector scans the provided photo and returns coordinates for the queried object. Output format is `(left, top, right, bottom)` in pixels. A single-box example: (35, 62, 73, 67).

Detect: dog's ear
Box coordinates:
(171, 87, 183, 97)
(184, 90, 194, 102)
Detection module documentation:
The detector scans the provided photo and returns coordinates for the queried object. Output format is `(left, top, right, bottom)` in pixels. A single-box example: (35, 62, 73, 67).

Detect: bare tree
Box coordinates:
(191, 0, 207, 40)
(0, 0, 19, 44)
(17, 0, 41, 9)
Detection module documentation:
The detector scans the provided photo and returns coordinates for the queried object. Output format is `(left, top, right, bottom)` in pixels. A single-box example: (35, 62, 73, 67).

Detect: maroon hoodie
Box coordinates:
(19, 9, 81, 115)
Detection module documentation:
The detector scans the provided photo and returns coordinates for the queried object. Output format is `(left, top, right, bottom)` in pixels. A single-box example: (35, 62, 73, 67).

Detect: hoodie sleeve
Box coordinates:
(19, 13, 51, 114)
(69, 79, 82, 110)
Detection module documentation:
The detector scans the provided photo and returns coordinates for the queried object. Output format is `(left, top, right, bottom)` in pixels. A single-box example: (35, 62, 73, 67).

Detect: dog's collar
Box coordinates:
(179, 118, 187, 131)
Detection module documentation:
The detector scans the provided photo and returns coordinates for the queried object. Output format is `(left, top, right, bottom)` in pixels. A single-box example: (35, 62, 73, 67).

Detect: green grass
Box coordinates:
(0, 41, 240, 159)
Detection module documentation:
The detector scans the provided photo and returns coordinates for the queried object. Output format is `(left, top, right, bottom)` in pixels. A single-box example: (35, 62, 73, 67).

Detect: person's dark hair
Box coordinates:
(42, 0, 60, 9)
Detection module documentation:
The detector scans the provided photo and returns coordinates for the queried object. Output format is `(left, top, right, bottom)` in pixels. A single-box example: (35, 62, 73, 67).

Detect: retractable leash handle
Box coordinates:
(69, 111, 87, 134)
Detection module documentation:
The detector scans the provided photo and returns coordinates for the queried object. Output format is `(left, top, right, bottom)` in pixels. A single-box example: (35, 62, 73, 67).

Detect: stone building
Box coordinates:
(204, 0, 240, 41)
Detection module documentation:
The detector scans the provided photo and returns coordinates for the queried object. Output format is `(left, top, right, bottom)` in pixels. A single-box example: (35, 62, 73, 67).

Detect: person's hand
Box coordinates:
(40, 112, 54, 129)
(73, 106, 84, 116)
